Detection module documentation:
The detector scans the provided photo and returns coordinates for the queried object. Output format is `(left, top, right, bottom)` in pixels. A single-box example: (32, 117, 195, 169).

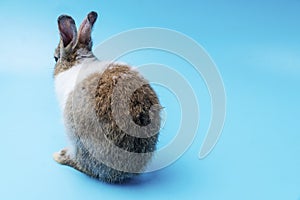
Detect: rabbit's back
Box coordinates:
(62, 63, 161, 183)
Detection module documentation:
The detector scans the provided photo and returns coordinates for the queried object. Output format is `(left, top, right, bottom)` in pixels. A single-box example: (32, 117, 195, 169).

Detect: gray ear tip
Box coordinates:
(57, 15, 75, 24)
(87, 11, 98, 25)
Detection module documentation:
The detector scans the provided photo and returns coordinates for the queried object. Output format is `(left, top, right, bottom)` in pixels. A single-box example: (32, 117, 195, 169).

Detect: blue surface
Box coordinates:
(1, 0, 300, 199)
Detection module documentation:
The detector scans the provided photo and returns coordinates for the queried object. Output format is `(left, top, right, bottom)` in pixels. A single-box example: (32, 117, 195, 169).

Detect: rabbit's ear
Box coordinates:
(57, 15, 77, 47)
(78, 11, 98, 48)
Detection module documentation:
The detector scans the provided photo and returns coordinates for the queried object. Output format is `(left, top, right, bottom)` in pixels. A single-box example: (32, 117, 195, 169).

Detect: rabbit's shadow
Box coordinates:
(96, 168, 176, 188)
(124, 171, 164, 186)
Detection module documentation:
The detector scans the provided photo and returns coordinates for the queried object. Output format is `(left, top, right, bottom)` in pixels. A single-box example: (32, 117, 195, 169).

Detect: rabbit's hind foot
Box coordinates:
(53, 148, 76, 167)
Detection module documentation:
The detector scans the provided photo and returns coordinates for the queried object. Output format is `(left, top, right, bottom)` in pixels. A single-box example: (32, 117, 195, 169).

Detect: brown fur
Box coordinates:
(95, 64, 160, 153)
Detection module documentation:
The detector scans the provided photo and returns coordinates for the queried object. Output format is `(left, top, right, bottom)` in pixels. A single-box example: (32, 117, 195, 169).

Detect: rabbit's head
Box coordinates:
(54, 11, 98, 76)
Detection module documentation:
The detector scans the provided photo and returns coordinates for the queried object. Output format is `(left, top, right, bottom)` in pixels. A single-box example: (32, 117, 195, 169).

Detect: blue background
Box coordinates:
(1, 0, 300, 199)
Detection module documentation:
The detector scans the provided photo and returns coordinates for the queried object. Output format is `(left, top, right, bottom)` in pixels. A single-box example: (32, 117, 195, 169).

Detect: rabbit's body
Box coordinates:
(53, 12, 161, 183)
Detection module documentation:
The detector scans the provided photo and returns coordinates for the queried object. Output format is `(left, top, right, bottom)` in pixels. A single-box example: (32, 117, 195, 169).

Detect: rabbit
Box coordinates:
(53, 11, 161, 183)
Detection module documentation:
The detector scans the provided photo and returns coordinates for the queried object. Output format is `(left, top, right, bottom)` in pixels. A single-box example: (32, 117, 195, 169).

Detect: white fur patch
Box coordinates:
(55, 59, 110, 111)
